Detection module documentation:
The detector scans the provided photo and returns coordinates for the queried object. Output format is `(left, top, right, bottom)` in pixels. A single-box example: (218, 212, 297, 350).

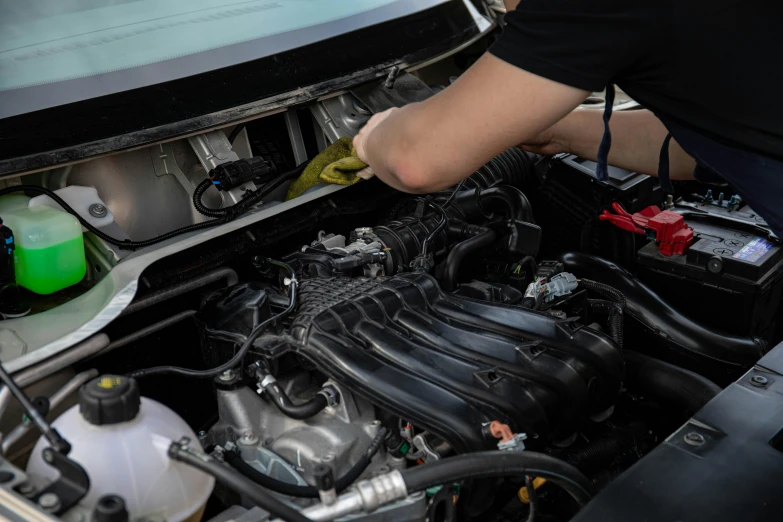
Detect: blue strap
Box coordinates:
(657, 133, 676, 194)
(596, 84, 616, 182)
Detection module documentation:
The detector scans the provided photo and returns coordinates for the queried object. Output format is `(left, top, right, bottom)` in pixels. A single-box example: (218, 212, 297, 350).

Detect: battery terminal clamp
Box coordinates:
(600, 202, 694, 256)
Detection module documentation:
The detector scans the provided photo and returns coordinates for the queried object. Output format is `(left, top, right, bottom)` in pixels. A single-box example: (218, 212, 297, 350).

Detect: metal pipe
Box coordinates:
(0, 334, 110, 422)
(98, 310, 197, 356)
(2, 369, 98, 455)
(271, 472, 408, 522)
(0, 361, 69, 454)
(121, 267, 238, 316)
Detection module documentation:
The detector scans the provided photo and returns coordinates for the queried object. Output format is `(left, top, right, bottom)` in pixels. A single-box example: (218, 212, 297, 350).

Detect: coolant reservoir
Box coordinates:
(27, 376, 214, 522)
(2, 206, 86, 294)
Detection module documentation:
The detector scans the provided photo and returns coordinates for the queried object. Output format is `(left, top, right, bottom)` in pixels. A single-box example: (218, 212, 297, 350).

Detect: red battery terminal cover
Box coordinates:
(599, 202, 694, 256)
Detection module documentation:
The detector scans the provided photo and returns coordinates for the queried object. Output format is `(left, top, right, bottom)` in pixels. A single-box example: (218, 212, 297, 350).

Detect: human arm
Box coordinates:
(353, 53, 589, 193)
(523, 109, 697, 180)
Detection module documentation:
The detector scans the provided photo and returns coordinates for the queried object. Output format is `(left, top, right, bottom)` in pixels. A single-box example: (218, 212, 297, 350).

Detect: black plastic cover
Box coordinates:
(265, 273, 623, 452)
(573, 339, 783, 522)
(79, 376, 140, 426)
(201, 283, 271, 339)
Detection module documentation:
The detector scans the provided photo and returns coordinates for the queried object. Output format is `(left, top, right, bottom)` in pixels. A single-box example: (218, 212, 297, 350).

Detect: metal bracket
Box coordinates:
(412, 434, 440, 463)
(309, 94, 371, 143)
(284, 110, 309, 166)
(31, 448, 90, 516)
(351, 72, 434, 114)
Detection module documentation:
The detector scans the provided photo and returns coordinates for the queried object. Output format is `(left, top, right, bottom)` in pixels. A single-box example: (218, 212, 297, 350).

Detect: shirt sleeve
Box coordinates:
(490, 0, 658, 92)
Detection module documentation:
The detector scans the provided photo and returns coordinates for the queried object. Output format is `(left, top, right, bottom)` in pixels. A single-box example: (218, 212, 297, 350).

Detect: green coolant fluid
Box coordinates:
(3, 207, 86, 295)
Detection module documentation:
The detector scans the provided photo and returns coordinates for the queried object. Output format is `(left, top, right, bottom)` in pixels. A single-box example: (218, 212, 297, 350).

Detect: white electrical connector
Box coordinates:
(544, 273, 579, 303)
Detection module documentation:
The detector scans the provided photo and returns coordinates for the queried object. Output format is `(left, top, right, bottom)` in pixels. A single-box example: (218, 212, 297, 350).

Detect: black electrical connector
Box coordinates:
(210, 157, 277, 192)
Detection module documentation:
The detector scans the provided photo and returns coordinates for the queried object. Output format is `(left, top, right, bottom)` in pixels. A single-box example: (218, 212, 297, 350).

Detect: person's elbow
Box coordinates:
(389, 156, 433, 193)
(389, 152, 454, 194)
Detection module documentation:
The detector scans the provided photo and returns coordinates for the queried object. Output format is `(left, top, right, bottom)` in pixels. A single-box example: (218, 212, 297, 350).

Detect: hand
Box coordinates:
(519, 121, 571, 156)
(353, 107, 399, 164)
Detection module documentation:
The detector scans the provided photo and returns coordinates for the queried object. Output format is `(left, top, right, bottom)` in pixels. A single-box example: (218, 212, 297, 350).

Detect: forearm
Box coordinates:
(561, 109, 696, 179)
(361, 103, 449, 193)
(357, 54, 588, 194)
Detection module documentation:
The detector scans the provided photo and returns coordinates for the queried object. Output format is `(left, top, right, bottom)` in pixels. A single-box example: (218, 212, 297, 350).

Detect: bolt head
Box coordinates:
(219, 369, 235, 382)
(88, 203, 108, 218)
(38, 493, 60, 510)
(238, 432, 259, 446)
(751, 375, 769, 387)
(17, 482, 35, 495)
(43, 449, 54, 463)
(684, 432, 706, 446)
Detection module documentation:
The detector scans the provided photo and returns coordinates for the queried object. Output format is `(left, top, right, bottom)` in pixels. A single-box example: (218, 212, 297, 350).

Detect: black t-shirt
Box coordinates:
(490, 0, 783, 161)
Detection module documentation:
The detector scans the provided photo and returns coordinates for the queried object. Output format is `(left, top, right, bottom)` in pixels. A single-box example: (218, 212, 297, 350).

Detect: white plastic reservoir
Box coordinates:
(29, 186, 114, 230)
(27, 376, 214, 522)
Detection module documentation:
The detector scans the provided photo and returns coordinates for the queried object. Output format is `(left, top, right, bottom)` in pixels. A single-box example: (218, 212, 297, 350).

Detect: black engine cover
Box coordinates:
(272, 273, 623, 452)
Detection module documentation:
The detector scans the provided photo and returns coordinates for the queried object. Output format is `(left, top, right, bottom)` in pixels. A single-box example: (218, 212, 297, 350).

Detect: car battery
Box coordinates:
(636, 217, 783, 341)
(677, 187, 774, 232)
(533, 155, 663, 261)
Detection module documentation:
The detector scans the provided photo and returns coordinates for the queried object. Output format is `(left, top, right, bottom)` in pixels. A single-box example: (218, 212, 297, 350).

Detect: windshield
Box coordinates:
(0, 0, 449, 118)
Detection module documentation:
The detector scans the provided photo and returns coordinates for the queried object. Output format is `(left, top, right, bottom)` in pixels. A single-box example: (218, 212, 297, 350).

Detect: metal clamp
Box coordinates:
(497, 433, 527, 452)
(412, 434, 440, 463)
(318, 386, 340, 408)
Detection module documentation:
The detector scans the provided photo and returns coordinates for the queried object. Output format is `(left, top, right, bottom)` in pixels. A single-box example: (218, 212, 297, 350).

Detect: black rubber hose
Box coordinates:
(224, 427, 388, 497)
(525, 475, 539, 522)
(565, 437, 623, 471)
(129, 260, 296, 379)
(262, 383, 328, 420)
(442, 226, 496, 291)
(228, 123, 247, 144)
(467, 147, 536, 189)
(518, 256, 537, 277)
(401, 451, 594, 507)
(625, 351, 721, 413)
(559, 252, 765, 369)
(453, 186, 535, 224)
(168, 442, 312, 522)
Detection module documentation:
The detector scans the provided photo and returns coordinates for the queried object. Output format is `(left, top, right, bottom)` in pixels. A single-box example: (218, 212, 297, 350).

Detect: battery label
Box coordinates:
(732, 237, 774, 263)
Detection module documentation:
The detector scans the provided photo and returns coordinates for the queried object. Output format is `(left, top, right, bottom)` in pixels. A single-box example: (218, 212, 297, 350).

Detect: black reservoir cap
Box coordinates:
(79, 375, 140, 426)
(93, 495, 129, 522)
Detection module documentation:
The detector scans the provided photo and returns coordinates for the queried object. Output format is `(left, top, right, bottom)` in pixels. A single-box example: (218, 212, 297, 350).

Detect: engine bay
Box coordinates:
(0, 87, 782, 522)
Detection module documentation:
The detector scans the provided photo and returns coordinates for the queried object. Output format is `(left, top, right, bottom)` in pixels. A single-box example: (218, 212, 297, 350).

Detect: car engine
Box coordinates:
(1, 110, 781, 522)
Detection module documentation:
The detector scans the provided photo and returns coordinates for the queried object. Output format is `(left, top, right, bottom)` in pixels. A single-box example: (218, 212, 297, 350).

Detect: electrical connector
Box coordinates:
(209, 157, 276, 191)
(544, 272, 578, 302)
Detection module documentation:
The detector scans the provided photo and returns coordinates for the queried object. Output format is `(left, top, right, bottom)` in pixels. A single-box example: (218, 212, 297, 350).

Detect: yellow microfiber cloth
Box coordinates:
(286, 136, 368, 201)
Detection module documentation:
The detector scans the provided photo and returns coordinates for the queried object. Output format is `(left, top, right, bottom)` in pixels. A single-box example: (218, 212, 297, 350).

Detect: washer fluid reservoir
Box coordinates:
(2, 206, 86, 294)
(27, 376, 214, 522)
